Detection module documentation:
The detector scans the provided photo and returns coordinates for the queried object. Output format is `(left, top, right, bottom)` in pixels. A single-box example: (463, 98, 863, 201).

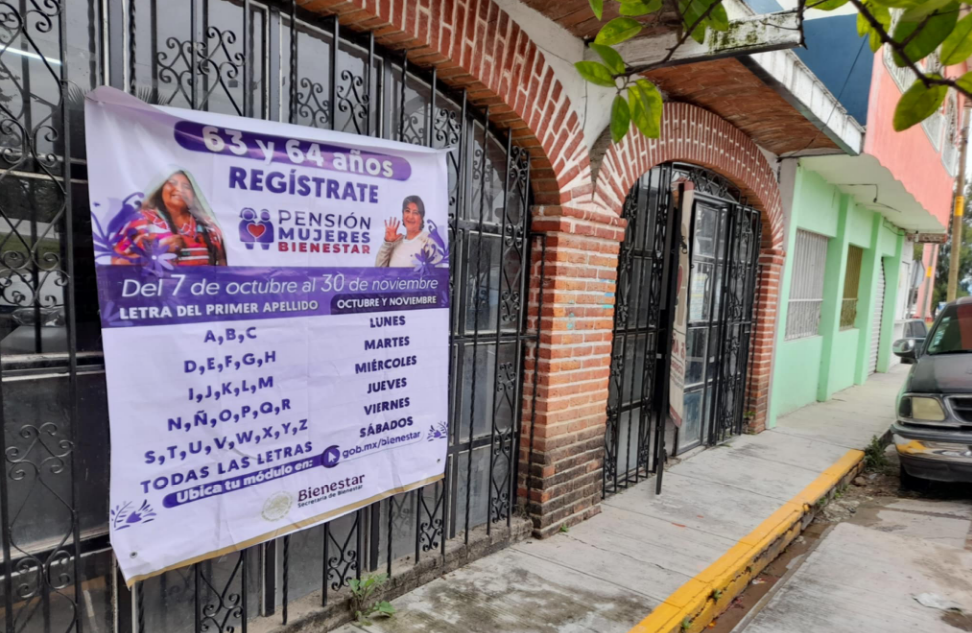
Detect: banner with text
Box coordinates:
(85, 87, 450, 583)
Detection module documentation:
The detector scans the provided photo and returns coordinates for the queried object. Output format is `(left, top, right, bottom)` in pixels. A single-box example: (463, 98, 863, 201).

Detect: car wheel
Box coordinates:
(899, 463, 928, 491)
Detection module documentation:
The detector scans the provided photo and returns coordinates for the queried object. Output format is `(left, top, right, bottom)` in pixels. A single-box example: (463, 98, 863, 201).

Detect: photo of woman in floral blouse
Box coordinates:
(112, 169, 227, 266)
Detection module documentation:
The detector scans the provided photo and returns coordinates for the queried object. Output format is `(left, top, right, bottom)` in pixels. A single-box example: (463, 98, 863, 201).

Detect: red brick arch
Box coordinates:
(592, 102, 785, 434)
(593, 102, 785, 250)
(300, 0, 591, 205)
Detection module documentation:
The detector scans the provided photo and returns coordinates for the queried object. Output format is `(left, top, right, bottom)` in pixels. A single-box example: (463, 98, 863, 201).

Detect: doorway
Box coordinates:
(603, 163, 762, 497)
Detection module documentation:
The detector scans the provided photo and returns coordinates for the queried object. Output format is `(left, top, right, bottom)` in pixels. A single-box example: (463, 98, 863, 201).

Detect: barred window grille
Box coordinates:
(785, 230, 828, 340)
(841, 245, 865, 330)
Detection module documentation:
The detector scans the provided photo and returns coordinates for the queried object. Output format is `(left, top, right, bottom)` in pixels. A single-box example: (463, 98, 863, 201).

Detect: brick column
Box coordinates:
(747, 248, 785, 433)
(519, 205, 626, 538)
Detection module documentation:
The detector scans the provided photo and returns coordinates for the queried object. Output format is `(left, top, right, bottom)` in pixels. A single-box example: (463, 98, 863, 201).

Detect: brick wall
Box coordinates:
(520, 206, 626, 537)
(302, 0, 786, 536)
(299, 0, 590, 205)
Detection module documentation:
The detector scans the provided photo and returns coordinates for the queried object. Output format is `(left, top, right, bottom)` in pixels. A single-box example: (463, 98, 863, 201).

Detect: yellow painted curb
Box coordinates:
(628, 449, 865, 633)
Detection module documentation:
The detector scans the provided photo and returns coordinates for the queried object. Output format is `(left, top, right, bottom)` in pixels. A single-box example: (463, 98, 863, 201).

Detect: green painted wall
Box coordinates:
(768, 165, 905, 427)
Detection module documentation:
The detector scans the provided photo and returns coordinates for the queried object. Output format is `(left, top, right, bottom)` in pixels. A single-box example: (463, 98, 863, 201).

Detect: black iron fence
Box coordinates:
(0, 2, 542, 633)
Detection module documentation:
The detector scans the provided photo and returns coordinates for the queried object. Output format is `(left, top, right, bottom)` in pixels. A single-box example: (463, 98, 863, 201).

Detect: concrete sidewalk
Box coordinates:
(334, 366, 909, 633)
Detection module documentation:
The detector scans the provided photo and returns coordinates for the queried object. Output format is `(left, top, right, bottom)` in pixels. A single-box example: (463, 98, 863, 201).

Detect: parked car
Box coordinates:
(892, 298, 972, 486)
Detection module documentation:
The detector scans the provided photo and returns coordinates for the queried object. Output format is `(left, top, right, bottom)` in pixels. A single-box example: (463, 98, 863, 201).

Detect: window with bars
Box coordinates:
(841, 245, 864, 330)
(785, 230, 829, 340)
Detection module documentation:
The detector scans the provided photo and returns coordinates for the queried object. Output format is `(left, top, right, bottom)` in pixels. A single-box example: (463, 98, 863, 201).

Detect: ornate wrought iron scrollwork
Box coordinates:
(324, 519, 359, 591)
(296, 77, 331, 128)
(156, 26, 245, 114)
(196, 553, 246, 633)
(336, 69, 368, 135)
(417, 487, 444, 553)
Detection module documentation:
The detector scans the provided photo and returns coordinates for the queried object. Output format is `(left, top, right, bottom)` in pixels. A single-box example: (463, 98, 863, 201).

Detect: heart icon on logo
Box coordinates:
(247, 224, 267, 239)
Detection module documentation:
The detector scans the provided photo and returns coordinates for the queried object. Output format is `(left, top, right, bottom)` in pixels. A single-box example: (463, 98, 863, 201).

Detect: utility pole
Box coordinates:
(947, 105, 972, 302)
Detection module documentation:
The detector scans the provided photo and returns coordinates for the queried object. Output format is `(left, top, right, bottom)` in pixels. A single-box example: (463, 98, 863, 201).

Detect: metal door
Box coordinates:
(870, 260, 886, 374)
(603, 165, 676, 496)
(604, 164, 762, 497)
(707, 202, 762, 445)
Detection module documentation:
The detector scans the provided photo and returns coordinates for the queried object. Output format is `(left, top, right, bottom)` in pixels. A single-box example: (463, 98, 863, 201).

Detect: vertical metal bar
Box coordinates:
(376, 42, 385, 139)
(427, 68, 436, 147)
(414, 488, 422, 562)
(398, 55, 407, 141)
(201, 0, 210, 109)
(56, 2, 83, 628)
(136, 581, 144, 633)
(194, 565, 202, 633)
(263, 541, 276, 616)
(464, 106, 490, 543)
(711, 205, 737, 444)
(508, 147, 530, 528)
(702, 206, 727, 446)
(241, 550, 248, 633)
(288, 0, 296, 124)
(369, 503, 381, 572)
(116, 566, 134, 633)
(366, 32, 374, 136)
(441, 89, 467, 546)
(355, 510, 363, 580)
(267, 5, 280, 122)
(386, 497, 394, 576)
(282, 536, 289, 624)
(150, 0, 158, 101)
(321, 524, 329, 607)
(127, 0, 136, 92)
(107, 0, 125, 88)
(329, 16, 338, 130)
(242, 0, 250, 117)
(486, 132, 513, 533)
(190, 0, 198, 109)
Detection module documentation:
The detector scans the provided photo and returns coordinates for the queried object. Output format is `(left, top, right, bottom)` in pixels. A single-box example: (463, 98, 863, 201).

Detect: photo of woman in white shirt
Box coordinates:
(375, 195, 443, 268)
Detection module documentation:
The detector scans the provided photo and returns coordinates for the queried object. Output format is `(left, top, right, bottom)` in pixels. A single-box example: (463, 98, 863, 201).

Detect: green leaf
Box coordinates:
(678, 0, 708, 43)
(628, 86, 653, 138)
(942, 13, 972, 65)
(868, 3, 891, 51)
(893, 77, 948, 131)
(891, 2, 959, 67)
(809, 0, 849, 10)
(900, 0, 951, 21)
(957, 71, 972, 93)
(630, 80, 662, 138)
(377, 601, 396, 615)
(708, 2, 730, 31)
(611, 95, 631, 143)
(619, 0, 663, 15)
(871, 0, 923, 8)
(589, 43, 626, 74)
(349, 579, 361, 593)
(589, 0, 604, 20)
(574, 61, 617, 87)
(595, 17, 643, 45)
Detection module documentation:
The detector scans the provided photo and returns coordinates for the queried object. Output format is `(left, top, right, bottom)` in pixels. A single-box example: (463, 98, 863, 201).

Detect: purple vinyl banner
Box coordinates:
(84, 87, 451, 584)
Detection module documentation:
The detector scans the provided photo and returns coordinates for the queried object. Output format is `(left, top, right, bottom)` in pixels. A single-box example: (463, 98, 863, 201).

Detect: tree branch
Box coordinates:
(847, 0, 972, 101)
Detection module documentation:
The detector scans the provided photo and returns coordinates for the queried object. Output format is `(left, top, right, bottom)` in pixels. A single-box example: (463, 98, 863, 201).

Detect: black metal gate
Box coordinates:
(0, 2, 541, 633)
(603, 164, 761, 498)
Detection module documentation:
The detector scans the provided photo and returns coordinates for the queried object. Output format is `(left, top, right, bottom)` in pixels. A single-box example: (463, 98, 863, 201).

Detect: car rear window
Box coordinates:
(927, 304, 972, 355)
